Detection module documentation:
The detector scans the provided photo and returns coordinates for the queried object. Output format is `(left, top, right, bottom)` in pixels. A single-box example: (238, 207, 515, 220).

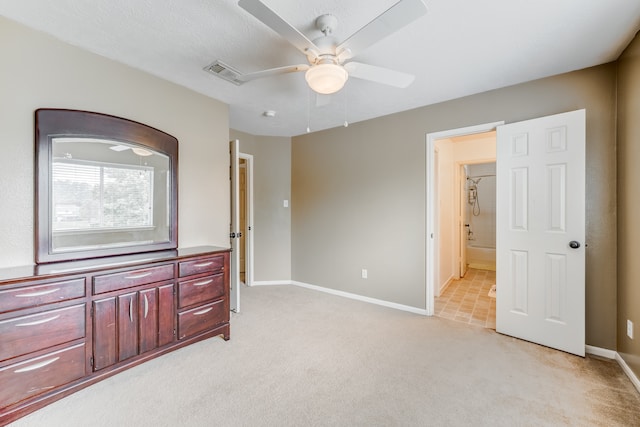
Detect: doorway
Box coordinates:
(428, 129, 498, 328)
(425, 121, 503, 316)
(230, 139, 254, 313)
(238, 153, 254, 287)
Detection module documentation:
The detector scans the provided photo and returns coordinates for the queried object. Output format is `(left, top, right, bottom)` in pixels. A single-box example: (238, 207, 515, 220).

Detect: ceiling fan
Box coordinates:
(208, 0, 428, 95)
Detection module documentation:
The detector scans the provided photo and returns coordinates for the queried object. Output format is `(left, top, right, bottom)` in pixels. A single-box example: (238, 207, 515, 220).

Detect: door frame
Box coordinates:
(425, 121, 504, 315)
(459, 163, 467, 279)
(239, 152, 254, 287)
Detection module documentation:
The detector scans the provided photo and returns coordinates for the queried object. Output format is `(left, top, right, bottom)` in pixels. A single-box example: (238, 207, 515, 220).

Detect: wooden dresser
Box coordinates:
(0, 246, 230, 425)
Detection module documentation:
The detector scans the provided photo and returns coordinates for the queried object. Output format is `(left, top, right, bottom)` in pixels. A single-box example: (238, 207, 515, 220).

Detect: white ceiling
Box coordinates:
(1, 0, 640, 137)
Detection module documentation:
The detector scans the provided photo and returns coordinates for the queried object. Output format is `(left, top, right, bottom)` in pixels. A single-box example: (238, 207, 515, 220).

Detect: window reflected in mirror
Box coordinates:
(51, 138, 170, 253)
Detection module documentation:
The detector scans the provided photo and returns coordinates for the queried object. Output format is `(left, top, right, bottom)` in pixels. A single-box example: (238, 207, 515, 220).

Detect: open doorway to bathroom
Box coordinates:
(427, 127, 498, 328)
(463, 162, 496, 272)
(435, 161, 497, 328)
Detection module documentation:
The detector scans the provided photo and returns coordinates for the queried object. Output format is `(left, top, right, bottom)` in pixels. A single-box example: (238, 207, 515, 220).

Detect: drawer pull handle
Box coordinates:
(193, 307, 213, 316)
(129, 297, 134, 323)
(15, 288, 60, 298)
(193, 262, 214, 268)
(144, 295, 149, 318)
(193, 279, 213, 287)
(14, 357, 60, 373)
(124, 272, 152, 280)
(16, 315, 60, 327)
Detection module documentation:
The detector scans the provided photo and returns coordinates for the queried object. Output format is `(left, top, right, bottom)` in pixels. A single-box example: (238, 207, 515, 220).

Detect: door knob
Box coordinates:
(569, 241, 580, 249)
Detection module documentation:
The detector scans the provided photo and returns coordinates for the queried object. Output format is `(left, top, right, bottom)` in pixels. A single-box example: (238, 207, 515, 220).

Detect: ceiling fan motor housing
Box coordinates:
(315, 14, 338, 35)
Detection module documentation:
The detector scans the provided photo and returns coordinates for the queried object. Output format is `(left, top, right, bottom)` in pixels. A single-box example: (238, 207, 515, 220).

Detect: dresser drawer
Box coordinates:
(0, 278, 85, 314)
(178, 255, 224, 277)
(0, 304, 85, 362)
(0, 343, 86, 408)
(93, 264, 174, 294)
(178, 273, 225, 309)
(177, 299, 226, 340)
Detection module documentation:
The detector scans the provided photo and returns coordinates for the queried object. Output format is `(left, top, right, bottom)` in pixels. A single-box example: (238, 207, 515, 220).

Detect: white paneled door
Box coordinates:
(496, 110, 585, 356)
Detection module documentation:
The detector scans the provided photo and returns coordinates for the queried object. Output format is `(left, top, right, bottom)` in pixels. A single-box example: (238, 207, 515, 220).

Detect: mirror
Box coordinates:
(35, 109, 178, 263)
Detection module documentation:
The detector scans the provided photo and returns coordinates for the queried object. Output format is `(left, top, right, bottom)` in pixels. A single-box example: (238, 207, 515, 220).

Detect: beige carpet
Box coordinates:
(10, 284, 640, 426)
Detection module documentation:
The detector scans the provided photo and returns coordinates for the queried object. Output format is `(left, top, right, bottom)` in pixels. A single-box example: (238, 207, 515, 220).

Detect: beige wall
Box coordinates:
(434, 139, 454, 295)
(0, 17, 230, 268)
(292, 63, 618, 349)
(617, 30, 640, 377)
(230, 130, 292, 281)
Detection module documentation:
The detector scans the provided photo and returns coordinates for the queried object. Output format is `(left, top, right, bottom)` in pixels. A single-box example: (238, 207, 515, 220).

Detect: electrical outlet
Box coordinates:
(361, 269, 368, 279)
(628, 320, 634, 339)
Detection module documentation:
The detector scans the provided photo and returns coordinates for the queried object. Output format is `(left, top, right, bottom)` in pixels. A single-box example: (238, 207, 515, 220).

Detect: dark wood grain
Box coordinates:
(92, 298, 117, 370)
(117, 292, 138, 362)
(0, 278, 85, 314)
(0, 344, 86, 408)
(178, 273, 225, 309)
(0, 247, 230, 426)
(93, 264, 175, 295)
(178, 255, 225, 277)
(0, 304, 85, 362)
(158, 284, 175, 347)
(138, 287, 158, 354)
(177, 299, 226, 340)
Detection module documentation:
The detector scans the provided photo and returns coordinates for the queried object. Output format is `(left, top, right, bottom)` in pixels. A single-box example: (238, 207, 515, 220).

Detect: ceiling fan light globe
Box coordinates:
(305, 63, 348, 95)
(132, 147, 153, 157)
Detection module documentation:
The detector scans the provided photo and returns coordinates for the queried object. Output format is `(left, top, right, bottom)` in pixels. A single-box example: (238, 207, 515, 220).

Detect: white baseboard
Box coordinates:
(585, 345, 616, 359)
(438, 275, 455, 296)
(250, 280, 293, 286)
(290, 280, 428, 315)
(249, 279, 427, 315)
(616, 352, 640, 394)
(585, 346, 640, 394)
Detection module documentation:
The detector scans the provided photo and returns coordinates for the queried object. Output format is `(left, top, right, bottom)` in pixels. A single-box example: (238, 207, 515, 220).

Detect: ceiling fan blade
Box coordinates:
(238, 64, 309, 82)
(344, 62, 415, 88)
(238, 0, 319, 56)
(336, 0, 427, 60)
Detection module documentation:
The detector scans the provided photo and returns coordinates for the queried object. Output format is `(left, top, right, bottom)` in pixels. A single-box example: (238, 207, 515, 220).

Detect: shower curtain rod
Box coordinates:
(467, 174, 496, 179)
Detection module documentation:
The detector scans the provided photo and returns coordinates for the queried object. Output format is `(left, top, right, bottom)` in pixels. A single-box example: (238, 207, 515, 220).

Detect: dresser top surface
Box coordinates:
(0, 246, 230, 284)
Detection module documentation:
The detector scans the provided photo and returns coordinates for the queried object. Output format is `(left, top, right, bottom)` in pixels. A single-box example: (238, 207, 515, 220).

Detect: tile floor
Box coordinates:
(435, 268, 496, 329)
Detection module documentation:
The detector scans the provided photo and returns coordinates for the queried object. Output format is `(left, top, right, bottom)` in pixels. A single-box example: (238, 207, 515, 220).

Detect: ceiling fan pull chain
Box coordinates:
(306, 87, 311, 133)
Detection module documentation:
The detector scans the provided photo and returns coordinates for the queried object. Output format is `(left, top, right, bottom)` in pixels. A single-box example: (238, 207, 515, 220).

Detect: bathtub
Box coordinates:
(466, 244, 496, 271)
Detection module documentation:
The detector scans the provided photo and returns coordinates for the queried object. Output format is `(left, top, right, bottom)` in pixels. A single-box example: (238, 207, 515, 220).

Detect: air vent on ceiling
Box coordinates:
(203, 60, 246, 86)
